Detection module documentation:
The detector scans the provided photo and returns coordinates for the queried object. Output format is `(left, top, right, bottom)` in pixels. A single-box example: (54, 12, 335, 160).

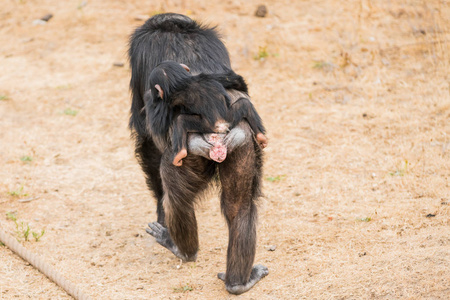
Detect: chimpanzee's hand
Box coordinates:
(172, 148, 188, 166)
(256, 133, 268, 148)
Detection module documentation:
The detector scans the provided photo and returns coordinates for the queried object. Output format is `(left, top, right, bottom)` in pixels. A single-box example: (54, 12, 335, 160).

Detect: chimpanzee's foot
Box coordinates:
(217, 264, 269, 295)
(256, 133, 268, 149)
(146, 222, 197, 262)
(172, 149, 188, 166)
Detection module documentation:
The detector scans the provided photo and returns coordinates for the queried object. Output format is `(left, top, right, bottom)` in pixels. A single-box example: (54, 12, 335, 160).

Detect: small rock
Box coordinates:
(113, 62, 124, 67)
(105, 231, 112, 236)
(267, 245, 276, 251)
(32, 19, 47, 26)
(255, 5, 267, 18)
(21, 37, 34, 43)
(40, 14, 53, 22)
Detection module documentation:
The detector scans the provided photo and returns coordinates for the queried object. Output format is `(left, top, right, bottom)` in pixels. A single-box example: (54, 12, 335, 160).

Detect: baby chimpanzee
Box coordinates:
(144, 61, 267, 166)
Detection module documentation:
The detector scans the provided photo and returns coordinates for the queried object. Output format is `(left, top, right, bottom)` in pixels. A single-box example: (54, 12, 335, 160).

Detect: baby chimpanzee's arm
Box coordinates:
(228, 98, 268, 148)
(172, 114, 215, 166)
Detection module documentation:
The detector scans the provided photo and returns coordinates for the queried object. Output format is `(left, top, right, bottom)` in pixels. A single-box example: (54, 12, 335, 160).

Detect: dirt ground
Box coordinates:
(0, 0, 449, 299)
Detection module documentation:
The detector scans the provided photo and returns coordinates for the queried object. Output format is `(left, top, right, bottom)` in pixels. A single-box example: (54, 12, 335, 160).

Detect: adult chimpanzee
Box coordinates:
(145, 60, 267, 166)
(129, 13, 268, 294)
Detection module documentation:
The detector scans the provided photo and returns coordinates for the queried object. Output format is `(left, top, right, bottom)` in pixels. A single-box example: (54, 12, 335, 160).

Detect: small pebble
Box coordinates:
(267, 245, 276, 251)
(32, 19, 47, 26)
(21, 37, 34, 43)
(40, 14, 53, 22)
(255, 5, 267, 18)
(113, 62, 124, 67)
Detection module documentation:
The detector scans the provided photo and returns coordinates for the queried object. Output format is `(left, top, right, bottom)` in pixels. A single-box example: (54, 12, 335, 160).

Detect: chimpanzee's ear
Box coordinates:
(155, 84, 164, 99)
(180, 63, 190, 72)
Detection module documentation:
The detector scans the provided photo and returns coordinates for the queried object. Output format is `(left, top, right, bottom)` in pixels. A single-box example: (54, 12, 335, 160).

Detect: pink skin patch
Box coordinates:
(208, 134, 227, 163)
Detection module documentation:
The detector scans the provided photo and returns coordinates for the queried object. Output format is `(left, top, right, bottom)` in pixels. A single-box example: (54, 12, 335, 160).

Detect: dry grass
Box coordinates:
(0, 0, 449, 299)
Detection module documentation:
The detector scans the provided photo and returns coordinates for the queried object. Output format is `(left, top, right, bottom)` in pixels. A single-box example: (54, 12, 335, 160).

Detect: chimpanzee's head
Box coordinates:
(149, 61, 191, 101)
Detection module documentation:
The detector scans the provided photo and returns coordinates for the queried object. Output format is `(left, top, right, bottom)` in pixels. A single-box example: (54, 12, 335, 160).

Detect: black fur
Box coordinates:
(128, 13, 268, 294)
(129, 14, 230, 137)
(144, 60, 261, 156)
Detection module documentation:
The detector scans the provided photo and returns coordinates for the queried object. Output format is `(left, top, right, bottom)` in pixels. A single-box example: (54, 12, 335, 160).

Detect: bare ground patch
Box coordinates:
(1, 0, 449, 299)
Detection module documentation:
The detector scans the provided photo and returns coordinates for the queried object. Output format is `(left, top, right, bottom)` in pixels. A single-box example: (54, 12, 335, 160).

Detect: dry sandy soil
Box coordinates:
(0, 0, 449, 299)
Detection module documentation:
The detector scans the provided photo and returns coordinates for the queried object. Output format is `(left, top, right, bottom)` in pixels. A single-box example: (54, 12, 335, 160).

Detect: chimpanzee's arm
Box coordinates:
(228, 98, 268, 148)
(229, 98, 266, 134)
(172, 114, 214, 166)
(197, 72, 248, 94)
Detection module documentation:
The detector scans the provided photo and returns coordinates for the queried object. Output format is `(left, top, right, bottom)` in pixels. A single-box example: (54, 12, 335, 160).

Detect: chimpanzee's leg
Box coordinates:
(217, 127, 268, 294)
(146, 151, 215, 261)
(134, 136, 166, 225)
